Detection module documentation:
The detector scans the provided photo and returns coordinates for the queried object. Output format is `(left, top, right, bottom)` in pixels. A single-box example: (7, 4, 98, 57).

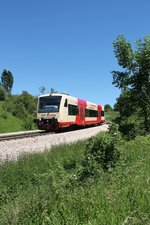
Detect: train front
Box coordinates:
(36, 94, 62, 131)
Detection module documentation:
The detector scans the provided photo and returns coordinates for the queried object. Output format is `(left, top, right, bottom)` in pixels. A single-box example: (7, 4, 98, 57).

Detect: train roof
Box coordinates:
(38, 93, 69, 98)
(38, 93, 103, 107)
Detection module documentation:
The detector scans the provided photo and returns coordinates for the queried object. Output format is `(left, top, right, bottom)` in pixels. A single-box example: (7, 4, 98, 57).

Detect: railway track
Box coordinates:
(0, 130, 52, 141)
(0, 122, 110, 142)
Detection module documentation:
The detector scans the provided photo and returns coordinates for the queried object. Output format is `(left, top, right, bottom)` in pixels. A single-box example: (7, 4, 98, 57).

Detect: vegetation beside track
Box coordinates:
(0, 132, 149, 225)
(104, 110, 119, 122)
(0, 92, 37, 133)
(0, 110, 23, 133)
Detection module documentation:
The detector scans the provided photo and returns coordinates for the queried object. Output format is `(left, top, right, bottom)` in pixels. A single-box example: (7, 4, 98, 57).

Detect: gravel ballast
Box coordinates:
(0, 124, 108, 163)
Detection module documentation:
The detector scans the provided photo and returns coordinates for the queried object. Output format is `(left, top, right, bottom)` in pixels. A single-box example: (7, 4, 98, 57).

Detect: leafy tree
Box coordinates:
(1, 69, 14, 94)
(104, 104, 113, 112)
(112, 35, 150, 132)
(18, 91, 37, 115)
(114, 91, 137, 118)
(9, 91, 37, 120)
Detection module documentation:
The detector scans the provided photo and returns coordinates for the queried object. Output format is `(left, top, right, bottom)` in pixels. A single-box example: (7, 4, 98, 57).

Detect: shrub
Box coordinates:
(22, 115, 34, 130)
(0, 102, 8, 119)
(0, 86, 6, 101)
(1, 109, 8, 119)
(12, 101, 27, 119)
(78, 125, 121, 180)
(118, 116, 144, 140)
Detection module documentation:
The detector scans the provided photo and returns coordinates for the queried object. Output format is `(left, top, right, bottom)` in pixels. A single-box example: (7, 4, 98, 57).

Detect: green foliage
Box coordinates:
(112, 35, 150, 134)
(0, 104, 23, 133)
(1, 69, 14, 94)
(0, 91, 37, 133)
(104, 104, 113, 112)
(0, 135, 149, 224)
(115, 90, 137, 118)
(78, 126, 121, 180)
(17, 91, 37, 116)
(0, 69, 38, 132)
(0, 86, 6, 101)
(113, 91, 146, 139)
(12, 100, 28, 118)
(119, 119, 140, 140)
(0, 102, 8, 119)
(22, 115, 35, 130)
(105, 111, 120, 122)
(5, 91, 37, 119)
(113, 35, 134, 70)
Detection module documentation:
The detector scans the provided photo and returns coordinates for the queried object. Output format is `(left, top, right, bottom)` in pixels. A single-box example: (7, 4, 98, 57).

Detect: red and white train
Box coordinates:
(36, 93, 105, 131)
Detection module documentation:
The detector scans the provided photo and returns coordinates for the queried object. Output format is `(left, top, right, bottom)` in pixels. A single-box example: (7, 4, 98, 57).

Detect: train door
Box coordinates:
(78, 105, 85, 125)
(98, 105, 101, 122)
(80, 107, 85, 123)
(77, 99, 86, 126)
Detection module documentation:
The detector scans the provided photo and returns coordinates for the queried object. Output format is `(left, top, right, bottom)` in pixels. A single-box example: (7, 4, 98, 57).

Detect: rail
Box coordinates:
(0, 130, 50, 141)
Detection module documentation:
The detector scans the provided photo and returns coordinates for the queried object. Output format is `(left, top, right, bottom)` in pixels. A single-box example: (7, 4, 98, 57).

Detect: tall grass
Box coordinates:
(0, 135, 149, 225)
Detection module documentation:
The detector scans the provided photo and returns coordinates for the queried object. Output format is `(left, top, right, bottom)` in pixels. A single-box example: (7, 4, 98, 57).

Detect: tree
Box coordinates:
(104, 104, 113, 112)
(11, 91, 37, 118)
(112, 35, 150, 132)
(18, 91, 37, 115)
(39, 86, 46, 95)
(1, 69, 14, 94)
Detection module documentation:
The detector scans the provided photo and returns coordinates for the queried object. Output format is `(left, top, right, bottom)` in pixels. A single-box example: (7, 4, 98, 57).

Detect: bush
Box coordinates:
(118, 116, 144, 140)
(12, 101, 28, 119)
(22, 115, 34, 130)
(1, 112, 8, 119)
(0, 86, 6, 101)
(78, 125, 121, 180)
(0, 101, 9, 119)
(8, 92, 37, 119)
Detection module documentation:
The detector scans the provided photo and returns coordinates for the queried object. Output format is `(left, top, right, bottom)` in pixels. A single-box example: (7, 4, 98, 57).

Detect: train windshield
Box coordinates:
(38, 96, 62, 113)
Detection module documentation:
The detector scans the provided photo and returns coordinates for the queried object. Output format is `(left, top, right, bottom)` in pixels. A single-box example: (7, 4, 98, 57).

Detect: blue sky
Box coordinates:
(0, 0, 149, 106)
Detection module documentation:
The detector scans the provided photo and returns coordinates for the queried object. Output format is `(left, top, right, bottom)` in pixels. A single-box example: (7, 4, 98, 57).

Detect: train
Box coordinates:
(36, 93, 105, 131)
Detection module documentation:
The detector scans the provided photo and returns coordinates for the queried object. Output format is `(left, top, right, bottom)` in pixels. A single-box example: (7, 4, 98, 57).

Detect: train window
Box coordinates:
(64, 99, 68, 107)
(68, 104, 78, 115)
(85, 109, 98, 117)
(101, 111, 104, 117)
(38, 96, 62, 113)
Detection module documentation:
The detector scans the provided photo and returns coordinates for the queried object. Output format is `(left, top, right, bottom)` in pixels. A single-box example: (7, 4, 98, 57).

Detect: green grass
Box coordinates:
(0, 113, 23, 133)
(0, 102, 23, 133)
(0, 135, 150, 225)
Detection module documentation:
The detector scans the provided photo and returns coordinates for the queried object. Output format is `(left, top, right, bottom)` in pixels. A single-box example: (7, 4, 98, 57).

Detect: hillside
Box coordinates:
(0, 92, 37, 133)
(0, 102, 23, 133)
